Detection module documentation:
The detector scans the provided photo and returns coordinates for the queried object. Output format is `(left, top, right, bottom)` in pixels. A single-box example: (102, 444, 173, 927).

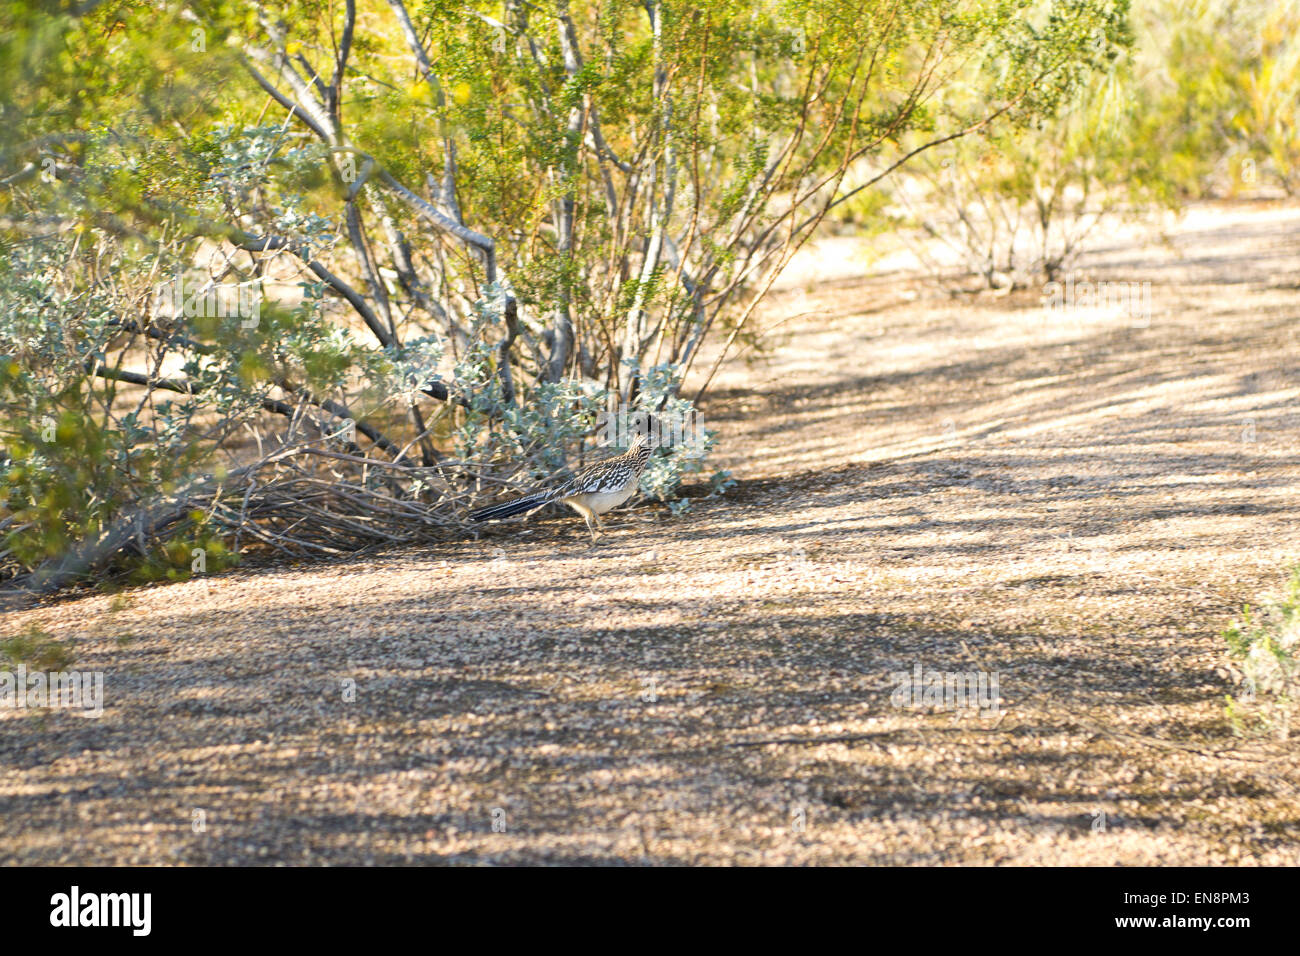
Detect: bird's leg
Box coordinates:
(562, 497, 604, 544)
(568, 501, 598, 542)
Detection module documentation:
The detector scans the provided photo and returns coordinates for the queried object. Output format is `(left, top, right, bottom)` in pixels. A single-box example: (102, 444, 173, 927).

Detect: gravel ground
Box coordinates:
(3, 200, 1299, 865)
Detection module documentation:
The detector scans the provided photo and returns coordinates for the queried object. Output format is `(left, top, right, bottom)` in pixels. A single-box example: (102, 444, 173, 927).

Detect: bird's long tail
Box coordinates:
(468, 490, 556, 523)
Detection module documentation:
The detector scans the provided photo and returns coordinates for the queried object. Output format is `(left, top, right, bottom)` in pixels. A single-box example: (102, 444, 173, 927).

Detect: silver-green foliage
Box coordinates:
(1222, 568, 1300, 740)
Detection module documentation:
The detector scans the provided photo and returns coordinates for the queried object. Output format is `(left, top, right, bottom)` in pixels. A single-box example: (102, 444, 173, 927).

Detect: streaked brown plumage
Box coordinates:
(468, 429, 656, 540)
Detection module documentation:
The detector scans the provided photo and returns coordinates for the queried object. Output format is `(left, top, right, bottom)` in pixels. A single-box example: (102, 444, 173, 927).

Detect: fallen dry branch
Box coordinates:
(0, 439, 505, 605)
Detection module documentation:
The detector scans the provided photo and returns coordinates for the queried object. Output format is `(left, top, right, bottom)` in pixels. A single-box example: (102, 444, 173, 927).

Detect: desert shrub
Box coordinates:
(1132, 0, 1300, 198)
(0, 0, 1131, 592)
(882, 70, 1171, 289)
(1222, 567, 1300, 741)
(873, 5, 1195, 289)
(873, 0, 1300, 290)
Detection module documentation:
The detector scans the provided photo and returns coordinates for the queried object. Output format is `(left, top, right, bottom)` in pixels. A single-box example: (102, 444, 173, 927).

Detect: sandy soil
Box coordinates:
(2, 200, 1299, 865)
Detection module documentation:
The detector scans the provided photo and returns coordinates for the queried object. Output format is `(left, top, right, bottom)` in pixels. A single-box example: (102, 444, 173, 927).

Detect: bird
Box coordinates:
(468, 423, 658, 541)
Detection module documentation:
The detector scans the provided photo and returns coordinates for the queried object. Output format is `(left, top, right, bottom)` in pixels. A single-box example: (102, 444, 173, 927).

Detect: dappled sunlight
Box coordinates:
(7, 204, 1300, 865)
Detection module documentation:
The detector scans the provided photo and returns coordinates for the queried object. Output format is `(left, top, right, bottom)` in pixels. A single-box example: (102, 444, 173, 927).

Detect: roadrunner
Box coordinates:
(469, 427, 657, 540)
